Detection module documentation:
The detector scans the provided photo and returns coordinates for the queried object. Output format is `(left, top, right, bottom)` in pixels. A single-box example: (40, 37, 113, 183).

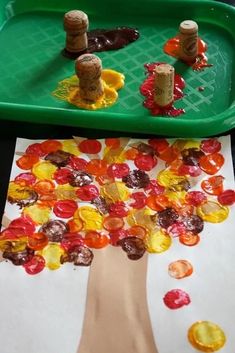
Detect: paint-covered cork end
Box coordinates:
(179, 20, 198, 34)
(154, 64, 175, 107)
(64, 10, 89, 34)
(75, 54, 102, 80)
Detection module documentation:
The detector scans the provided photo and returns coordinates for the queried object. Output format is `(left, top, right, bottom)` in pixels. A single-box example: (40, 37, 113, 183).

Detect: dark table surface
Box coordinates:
(1, 0, 235, 222)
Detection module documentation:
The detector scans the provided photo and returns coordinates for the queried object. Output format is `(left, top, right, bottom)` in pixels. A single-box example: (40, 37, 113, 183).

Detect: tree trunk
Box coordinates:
(77, 245, 158, 353)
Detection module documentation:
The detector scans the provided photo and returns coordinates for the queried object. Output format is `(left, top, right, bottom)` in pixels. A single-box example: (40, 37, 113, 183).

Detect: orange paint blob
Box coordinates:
(179, 232, 200, 246)
(84, 231, 109, 249)
(124, 148, 139, 160)
(164, 36, 212, 71)
(126, 225, 148, 240)
(105, 138, 121, 149)
(199, 153, 225, 175)
(159, 146, 179, 163)
(85, 159, 108, 176)
(146, 194, 169, 211)
(28, 232, 49, 250)
(168, 259, 193, 279)
(33, 180, 55, 195)
(201, 175, 224, 196)
(103, 216, 124, 231)
(67, 218, 83, 232)
(40, 140, 62, 154)
(16, 154, 39, 170)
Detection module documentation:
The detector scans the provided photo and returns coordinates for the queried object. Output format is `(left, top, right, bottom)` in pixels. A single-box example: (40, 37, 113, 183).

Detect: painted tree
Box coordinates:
(0, 136, 230, 353)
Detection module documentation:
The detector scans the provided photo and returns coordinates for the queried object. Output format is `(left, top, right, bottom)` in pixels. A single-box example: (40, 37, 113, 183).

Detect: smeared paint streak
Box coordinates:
(52, 70, 125, 110)
(63, 27, 140, 59)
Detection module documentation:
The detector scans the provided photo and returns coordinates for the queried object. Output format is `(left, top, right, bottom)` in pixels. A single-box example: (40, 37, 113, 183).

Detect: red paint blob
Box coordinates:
(178, 164, 202, 177)
(167, 222, 186, 238)
(107, 163, 130, 178)
(53, 200, 78, 218)
(79, 139, 102, 154)
(68, 156, 88, 171)
(130, 192, 147, 209)
(109, 201, 129, 217)
(26, 143, 46, 157)
(75, 185, 99, 201)
(15, 172, 36, 186)
(186, 191, 207, 206)
(109, 229, 127, 246)
(200, 139, 221, 154)
(144, 180, 165, 195)
(164, 36, 212, 71)
(148, 138, 169, 154)
(9, 216, 36, 236)
(23, 255, 45, 275)
(163, 289, 191, 309)
(60, 233, 84, 251)
(218, 189, 235, 206)
(53, 168, 73, 184)
(140, 62, 185, 117)
(134, 154, 157, 171)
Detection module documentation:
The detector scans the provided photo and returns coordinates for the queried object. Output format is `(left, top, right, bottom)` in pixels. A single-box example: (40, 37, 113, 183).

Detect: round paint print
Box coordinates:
(168, 259, 193, 279)
(163, 289, 191, 309)
(188, 321, 226, 352)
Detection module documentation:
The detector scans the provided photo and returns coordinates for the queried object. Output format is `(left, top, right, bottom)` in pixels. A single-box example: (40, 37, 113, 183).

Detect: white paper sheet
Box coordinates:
(1, 136, 235, 353)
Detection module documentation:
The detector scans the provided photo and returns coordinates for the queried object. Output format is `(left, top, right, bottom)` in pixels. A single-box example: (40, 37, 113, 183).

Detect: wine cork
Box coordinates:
(154, 64, 174, 107)
(75, 54, 104, 101)
(64, 10, 89, 54)
(179, 20, 198, 62)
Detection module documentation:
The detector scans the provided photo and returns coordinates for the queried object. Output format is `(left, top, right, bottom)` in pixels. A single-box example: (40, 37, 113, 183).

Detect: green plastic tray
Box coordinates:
(0, 0, 235, 137)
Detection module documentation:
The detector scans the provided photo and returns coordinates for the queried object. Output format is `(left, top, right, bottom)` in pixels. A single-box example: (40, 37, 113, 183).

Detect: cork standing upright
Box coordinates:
(179, 20, 198, 62)
(154, 64, 175, 107)
(75, 54, 104, 101)
(64, 10, 89, 55)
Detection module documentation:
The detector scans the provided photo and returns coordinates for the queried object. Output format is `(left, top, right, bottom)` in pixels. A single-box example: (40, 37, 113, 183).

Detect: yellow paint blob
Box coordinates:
(127, 208, 157, 232)
(103, 146, 126, 164)
(7, 182, 32, 201)
(101, 69, 125, 90)
(157, 170, 188, 191)
(188, 321, 226, 352)
(23, 204, 51, 225)
(55, 184, 77, 200)
(184, 140, 201, 150)
(40, 243, 65, 270)
(0, 238, 28, 252)
(52, 70, 124, 110)
(145, 229, 172, 253)
(61, 139, 80, 156)
(32, 161, 57, 180)
(77, 206, 103, 231)
(101, 182, 129, 202)
(197, 201, 229, 223)
(165, 190, 186, 203)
